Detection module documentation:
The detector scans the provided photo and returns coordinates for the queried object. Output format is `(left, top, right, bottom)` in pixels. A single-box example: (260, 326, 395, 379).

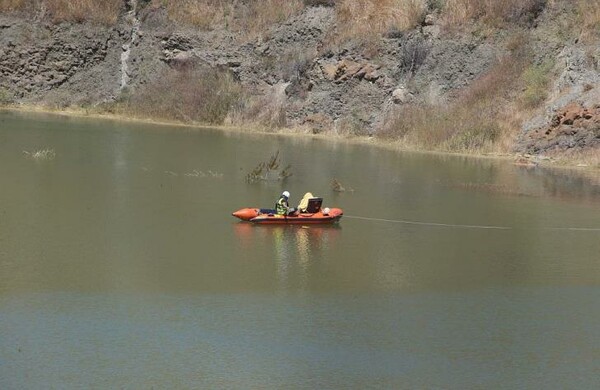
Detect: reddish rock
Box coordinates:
(523, 101, 600, 154)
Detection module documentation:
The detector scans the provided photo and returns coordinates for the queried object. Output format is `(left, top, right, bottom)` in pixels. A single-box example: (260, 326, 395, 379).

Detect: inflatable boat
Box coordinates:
(232, 197, 343, 224)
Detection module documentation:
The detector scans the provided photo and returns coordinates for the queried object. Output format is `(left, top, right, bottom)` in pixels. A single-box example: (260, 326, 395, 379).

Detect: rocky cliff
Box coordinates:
(1, 1, 598, 164)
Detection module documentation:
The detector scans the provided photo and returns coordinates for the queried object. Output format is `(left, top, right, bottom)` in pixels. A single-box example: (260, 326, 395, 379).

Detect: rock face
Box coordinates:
(0, 18, 120, 105)
(516, 46, 600, 156)
(519, 101, 600, 154)
(0, 4, 598, 157)
(319, 59, 381, 82)
(1, 5, 497, 134)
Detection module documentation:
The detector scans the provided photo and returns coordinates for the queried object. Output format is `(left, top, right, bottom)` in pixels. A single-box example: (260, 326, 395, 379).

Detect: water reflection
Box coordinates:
(233, 223, 341, 291)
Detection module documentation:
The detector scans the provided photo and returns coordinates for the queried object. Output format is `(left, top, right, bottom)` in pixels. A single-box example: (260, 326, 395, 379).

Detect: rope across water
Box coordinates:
(343, 215, 600, 232)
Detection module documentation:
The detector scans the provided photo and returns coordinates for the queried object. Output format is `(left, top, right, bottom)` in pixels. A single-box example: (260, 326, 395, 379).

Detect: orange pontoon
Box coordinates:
(232, 197, 343, 224)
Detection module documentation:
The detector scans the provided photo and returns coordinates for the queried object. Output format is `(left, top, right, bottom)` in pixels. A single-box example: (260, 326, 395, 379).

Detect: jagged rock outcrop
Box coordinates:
(0, 17, 120, 105)
(517, 46, 600, 155)
(0, 3, 598, 159)
(519, 100, 600, 154)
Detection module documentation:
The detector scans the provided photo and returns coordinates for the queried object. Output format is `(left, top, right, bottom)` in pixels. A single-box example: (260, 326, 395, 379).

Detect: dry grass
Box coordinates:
(118, 65, 243, 125)
(440, 0, 545, 30)
(163, 0, 231, 30)
(333, 0, 426, 42)
(378, 55, 529, 153)
(379, 103, 503, 153)
(228, 84, 288, 130)
(0, 0, 29, 12)
(552, 148, 600, 169)
(164, 0, 303, 37)
(577, 0, 600, 40)
(46, 0, 122, 25)
(0, 0, 122, 24)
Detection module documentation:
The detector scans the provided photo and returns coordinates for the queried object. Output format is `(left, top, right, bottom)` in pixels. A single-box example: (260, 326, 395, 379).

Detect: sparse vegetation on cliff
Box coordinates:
(1, 0, 598, 165)
(577, 0, 600, 40)
(333, 0, 427, 42)
(163, 0, 304, 37)
(0, 0, 122, 24)
(379, 49, 530, 153)
(521, 62, 554, 108)
(440, 0, 546, 29)
(113, 65, 242, 125)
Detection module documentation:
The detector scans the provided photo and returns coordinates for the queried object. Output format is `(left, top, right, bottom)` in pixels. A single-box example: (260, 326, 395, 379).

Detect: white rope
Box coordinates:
(344, 215, 511, 230)
(344, 215, 600, 232)
(544, 227, 600, 232)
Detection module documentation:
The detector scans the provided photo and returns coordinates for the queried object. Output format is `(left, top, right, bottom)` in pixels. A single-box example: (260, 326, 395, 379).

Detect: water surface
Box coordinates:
(1, 110, 599, 389)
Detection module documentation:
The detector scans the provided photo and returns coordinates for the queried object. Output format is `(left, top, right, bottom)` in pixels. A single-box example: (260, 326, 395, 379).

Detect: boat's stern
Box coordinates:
(325, 207, 343, 221)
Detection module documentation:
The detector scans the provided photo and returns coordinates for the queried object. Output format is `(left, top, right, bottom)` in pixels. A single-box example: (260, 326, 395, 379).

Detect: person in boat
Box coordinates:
(276, 191, 296, 216)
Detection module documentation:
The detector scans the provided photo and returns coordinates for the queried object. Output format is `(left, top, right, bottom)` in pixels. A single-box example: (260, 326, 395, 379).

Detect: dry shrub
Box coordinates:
(577, 0, 600, 40)
(165, 0, 304, 37)
(124, 65, 243, 125)
(304, 0, 335, 6)
(379, 104, 502, 152)
(379, 55, 528, 153)
(260, 46, 315, 83)
(334, 0, 427, 42)
(440, 0, 546, 29)
(335, 110, 370, 136)
(458, 56, 524, 105)
(0, 0, 121, 24)
(43, 0, 122, 25)
(234, 0, 304, 38)
(399, 36, 430, 74)
(301, 113, 333, 134)
(229, 85, 288, 130)
(569, 149, 600, 169)
(0, 0, 29, 12)
(0, 87, 14, 104)
(164, 0, 231, 30)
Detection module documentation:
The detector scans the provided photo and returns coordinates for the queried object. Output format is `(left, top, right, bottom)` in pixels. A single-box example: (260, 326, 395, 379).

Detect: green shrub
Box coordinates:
(521, 61, 553, 108)
(0, 88, 14, 105)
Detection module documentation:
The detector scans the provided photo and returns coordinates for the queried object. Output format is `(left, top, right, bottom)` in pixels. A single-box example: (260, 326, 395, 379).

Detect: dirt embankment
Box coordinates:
(0, 2, 598, 165)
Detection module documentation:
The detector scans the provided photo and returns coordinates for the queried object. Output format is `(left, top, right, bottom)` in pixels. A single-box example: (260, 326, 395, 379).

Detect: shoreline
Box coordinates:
(2, 104, 598, 172)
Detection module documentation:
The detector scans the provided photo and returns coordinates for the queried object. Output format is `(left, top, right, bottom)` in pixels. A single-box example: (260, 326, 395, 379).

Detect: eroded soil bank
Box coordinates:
(1, 1, 598, 166)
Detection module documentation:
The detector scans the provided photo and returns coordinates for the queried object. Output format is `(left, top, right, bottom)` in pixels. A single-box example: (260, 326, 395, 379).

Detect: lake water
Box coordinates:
(1, 110, 600, 389)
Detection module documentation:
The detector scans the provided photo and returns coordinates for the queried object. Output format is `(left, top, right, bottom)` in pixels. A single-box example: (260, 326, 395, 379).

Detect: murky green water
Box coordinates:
(1, 110, 600, 389)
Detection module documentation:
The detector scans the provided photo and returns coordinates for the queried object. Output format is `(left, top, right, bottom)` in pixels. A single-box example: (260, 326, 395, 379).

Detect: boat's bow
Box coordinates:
(232, 208, 259, 221)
